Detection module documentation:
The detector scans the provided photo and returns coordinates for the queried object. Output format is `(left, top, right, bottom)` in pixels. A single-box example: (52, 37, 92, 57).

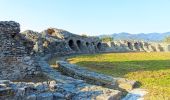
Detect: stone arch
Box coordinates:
(150, 45, 157, 51)
(86, 42, 90, 47)
(111, 42, 116, 47)
(76, 40, 84, 51)
(134, 42, 139, 50)
(68, 40, 77, 51)
(144, 43, 149, 50)
(158, 44, 164, 52)
(127, 42, 133, 50)
(97, 42, 102, 50)
(92, 42, 95, 45)
(168, 45, 170, 51)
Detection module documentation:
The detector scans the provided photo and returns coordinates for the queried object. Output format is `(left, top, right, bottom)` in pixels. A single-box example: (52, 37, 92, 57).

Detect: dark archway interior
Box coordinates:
(158, 45, 164, 51)
(112, 42, 116, 47)
(134, 42, 139, 50)
(144, 43, 149, 50)
(86, 42, 89, 47)
(76, 40, 84, 51)
(92, 42, 95, 45)
(151, 45, 156, 51)
(68, 40, 77, 51)
(97, 42, 102, 50)
(168, 45, 170, 51)
(127, 42, 133, 50)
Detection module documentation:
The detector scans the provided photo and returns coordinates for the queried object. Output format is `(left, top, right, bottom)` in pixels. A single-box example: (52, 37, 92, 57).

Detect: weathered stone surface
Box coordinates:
(0, 87, 14, 96)
(0, 21, 20, 34)
(103, 40, 170, 52)
(0, 21, 158, 100)
(26, 94, 36, 100)
(37, 55, 123, 100)
(53, 92, 65, 99)
(0, 79, 123, 100)
(122, 89, 148, 100)
(0, 21, 42, 80)
(57, 61, 136, 91)
(37, 92, 53, 100)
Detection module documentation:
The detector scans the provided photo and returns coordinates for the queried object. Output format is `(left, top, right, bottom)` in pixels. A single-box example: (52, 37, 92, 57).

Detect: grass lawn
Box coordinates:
(67, 52, 170, 100)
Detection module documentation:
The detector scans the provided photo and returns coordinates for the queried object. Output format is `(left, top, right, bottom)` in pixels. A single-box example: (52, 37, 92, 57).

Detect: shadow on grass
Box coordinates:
(72, 60, 170, 77)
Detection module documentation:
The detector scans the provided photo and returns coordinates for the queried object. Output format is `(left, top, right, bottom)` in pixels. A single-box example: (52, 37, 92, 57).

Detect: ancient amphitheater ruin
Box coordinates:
(0, 21, 169, 100)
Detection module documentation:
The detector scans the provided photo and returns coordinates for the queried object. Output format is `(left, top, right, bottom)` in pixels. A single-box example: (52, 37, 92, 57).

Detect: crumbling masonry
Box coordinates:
(0, 21, 168, 100)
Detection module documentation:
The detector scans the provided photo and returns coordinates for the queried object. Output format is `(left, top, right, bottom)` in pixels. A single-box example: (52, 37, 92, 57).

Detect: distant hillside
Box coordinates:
(99, 32, 170, 42)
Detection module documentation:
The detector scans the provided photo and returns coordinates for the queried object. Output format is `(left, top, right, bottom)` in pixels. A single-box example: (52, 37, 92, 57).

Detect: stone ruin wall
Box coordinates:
(0, 21, 103, 80)
(102, 40, 170, 52)
(0, 21, 167, 100)
(21, 28, 102, 56)
(0, 21, 41, 80)
(0, 21, 170, 81)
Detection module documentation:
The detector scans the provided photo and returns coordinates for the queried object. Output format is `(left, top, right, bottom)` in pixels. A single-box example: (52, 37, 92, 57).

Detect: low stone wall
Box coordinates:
(57, 61, 136, 92)
(0, 54, 123, 100)
(35, 54, 123, 100)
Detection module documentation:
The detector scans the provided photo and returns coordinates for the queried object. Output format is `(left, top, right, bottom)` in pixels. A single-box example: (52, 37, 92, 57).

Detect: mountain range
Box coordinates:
(99, 32, 170, 42)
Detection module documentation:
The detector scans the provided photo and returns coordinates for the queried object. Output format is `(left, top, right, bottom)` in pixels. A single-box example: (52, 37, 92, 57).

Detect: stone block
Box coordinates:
(37, 93, 53, 100)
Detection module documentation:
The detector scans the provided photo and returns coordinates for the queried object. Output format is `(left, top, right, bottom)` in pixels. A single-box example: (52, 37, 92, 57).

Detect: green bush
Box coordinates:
(100, 36, 113, 42)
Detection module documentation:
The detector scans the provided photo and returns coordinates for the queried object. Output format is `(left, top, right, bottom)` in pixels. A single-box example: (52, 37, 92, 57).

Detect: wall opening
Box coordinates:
(86, 42, 89, 47)
(158, 44, 164, 51)
(68, 40, 77, 51)
(144, 43, 149, 50)
(76, 40, 84, 51)
(151, 45, 157, 51)
(127, 42, 133, 50)
(134, 42, 139, 50)
(97, 42, 102, 50)
(168, 45, 170, 51)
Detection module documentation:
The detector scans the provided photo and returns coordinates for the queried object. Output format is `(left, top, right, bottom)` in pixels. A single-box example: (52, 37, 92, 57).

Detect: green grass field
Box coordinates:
(67, 52, 170, 100)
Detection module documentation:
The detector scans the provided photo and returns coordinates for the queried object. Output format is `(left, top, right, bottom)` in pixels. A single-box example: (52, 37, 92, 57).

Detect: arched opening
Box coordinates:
(76, 40, 84, 51)
(86, 42, 89, 47)
(92, 42, 95, 45)
(68, 40, 77, 51)
(127, 42, 133, 50)
(151, 45, 157, 51)
(97, 42, 102, 50)
(158, 44, 164, 51)
(168, 45, 170, 51)
(144, 43, 149, 50)
(134, 42, 139, 50)
(139, 42, 144, 49)
(111, 42, 116, 47)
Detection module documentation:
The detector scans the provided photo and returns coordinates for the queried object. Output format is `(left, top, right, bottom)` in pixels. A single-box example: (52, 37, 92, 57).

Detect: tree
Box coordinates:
(100, 36, 114, 42)
(164, 36, 170, 43)
(81, 34, 88, 38)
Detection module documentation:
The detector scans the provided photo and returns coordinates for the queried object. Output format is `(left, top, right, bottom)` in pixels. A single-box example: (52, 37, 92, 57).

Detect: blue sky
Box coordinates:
(0, 0, 170, 35)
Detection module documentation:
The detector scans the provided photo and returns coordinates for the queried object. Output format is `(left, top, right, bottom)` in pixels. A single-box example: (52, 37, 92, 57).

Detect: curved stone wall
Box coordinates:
(103, 40, 170, 52)
(0, 21, 150, 100)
